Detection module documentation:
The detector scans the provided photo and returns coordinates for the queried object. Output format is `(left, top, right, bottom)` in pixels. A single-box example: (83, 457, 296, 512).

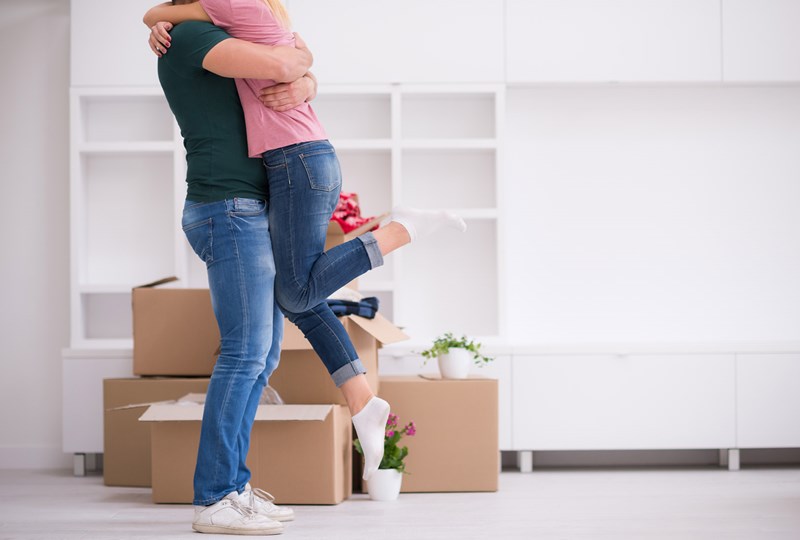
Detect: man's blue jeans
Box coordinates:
(182, 197, 283, 506)
(263, 140, 384, 386)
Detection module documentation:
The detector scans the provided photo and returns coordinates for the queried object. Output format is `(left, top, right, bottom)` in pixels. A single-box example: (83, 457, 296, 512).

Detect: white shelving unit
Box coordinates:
(314, 84, 505, 342)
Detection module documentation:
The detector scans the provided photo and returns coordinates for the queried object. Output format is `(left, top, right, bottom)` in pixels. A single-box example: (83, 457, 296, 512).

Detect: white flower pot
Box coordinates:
(367, 468, 403, 501)
(437, 348, 471, 379)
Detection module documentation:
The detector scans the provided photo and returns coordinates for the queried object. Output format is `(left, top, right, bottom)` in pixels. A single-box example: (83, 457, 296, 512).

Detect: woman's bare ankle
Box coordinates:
(340, 375, 375, 415)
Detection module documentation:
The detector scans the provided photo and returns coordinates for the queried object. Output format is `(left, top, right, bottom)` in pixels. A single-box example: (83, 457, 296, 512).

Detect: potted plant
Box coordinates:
(354, 412, 416, 501)
(419, 332, 494, 379)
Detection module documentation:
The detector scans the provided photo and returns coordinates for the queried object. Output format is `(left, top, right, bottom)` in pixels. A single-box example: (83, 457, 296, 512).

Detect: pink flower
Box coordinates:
(406, 422, 416, 436)
(386, 430, 395, 438)
(386, 413, 398, 427)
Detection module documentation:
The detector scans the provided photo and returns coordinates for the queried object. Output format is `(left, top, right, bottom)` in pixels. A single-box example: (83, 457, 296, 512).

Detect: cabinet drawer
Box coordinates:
(512, 354, 736, 450)
(291, 0, 504, 83)
(737, 354, 800, 448)
(506, 0, 721, 82)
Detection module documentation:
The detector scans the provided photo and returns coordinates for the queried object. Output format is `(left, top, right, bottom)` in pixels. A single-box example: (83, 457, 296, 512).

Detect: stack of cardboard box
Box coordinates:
(105, 216, 410, 504)
(103, 276, 217, 488)
(104, 211, 501, 504)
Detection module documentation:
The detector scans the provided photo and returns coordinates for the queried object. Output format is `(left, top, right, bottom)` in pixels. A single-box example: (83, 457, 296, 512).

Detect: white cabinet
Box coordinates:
(478, 356, 513, 451)
(71, 0, 158, 86)
(512, 354, 736, 450)
(290, 0, 505, 84)
(62, 350, 133, 454)
(737, 354, 800, 448)
(722, 0, 800, 82)
(506, 0, 722, 83)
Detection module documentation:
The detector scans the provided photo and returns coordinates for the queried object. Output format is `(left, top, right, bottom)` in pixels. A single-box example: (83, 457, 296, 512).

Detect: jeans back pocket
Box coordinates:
(182, 217, 213, 264)
(299, 148, 342, 192)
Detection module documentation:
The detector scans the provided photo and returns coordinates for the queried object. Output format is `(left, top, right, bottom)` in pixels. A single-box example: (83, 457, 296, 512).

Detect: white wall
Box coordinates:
(0, 0, 71, 468)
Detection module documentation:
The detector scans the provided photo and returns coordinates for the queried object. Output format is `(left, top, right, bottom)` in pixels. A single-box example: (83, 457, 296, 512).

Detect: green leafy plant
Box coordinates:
(419, 332, 494, 366)
(354, 413, 416, 474)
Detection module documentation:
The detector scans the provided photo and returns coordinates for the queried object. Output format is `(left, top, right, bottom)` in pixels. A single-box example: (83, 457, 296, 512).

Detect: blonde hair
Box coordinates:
(263, 0, 291, 29)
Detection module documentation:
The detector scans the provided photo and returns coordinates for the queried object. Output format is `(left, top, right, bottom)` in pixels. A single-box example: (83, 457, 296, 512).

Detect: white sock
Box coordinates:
(390, 207, 467, 243)
(352, 396, 391, 481)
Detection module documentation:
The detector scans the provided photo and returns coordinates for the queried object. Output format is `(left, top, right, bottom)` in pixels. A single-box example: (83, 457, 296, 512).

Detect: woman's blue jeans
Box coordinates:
(263, 139, 384, 386)
(182, 197, 284, 506)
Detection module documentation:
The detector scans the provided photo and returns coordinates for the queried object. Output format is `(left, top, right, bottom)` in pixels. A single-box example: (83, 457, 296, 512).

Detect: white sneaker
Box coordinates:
(192, 491, 284, 535)
(239, 483, 295, 522)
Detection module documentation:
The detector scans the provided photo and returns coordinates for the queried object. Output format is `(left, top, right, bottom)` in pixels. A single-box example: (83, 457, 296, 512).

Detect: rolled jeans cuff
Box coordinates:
(331, 358, 367, 387)
(358, 232, 383, 269)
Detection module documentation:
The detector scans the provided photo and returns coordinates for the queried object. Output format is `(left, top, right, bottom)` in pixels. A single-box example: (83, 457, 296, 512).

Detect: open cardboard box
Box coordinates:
(139, 394, 352, 505)
(103, 377, 211, 487)
(272, 313, 408, 405)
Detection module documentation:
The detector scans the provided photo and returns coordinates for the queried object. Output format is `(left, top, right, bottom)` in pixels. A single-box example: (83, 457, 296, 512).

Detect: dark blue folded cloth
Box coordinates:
(326, 296, 380, 319)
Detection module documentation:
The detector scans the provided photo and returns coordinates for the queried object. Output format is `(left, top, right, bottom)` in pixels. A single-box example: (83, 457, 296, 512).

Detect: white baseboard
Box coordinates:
(0, 444, 73, 470)
(501, 449, 800, 468)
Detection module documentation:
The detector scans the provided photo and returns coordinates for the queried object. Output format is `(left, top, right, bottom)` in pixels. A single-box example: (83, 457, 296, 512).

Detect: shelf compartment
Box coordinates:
(337, 149, 393, 218)
(312, 93, 392, 140)
(81, 153, 176, 285)
(398, 219, 498, 340)
(401, 93, 496, 139)
(80, 95, 173, 143)
(81, 292, 133, 340)
(360, 257, 394, 289)
(358, 289, 395, 325)
(401, 139, 497, 150)
(331, 139, 393, 150)
(78, 142, 175, 154)
(401, 149, 497, 209)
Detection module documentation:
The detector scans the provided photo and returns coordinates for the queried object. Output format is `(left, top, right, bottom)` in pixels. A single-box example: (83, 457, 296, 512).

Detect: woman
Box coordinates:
(145, 0, 466, 485)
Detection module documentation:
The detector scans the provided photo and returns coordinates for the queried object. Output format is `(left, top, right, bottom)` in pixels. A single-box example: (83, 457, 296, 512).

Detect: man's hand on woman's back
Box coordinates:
(259, 73, 317, 112)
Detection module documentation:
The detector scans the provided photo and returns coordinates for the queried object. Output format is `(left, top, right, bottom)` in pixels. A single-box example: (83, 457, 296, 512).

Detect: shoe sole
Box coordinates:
(192, 523, 284, 535)
(269, 514, 294, 522)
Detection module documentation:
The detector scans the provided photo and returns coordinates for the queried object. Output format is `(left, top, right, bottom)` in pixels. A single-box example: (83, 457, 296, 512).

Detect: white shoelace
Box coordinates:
(250, 487, 278, 510)
(229, 497, 259, 520)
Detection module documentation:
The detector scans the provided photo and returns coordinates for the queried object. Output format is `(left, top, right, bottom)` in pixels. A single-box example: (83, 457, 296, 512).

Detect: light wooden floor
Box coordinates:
(0, 467, 799, 539)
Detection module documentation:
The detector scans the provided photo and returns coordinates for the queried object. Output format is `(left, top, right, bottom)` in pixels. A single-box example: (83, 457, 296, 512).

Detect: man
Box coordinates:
(145, 2, 315, 535)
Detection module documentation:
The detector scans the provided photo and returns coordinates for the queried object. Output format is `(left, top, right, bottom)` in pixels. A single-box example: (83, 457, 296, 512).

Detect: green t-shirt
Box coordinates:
(158, 21, 267, 202)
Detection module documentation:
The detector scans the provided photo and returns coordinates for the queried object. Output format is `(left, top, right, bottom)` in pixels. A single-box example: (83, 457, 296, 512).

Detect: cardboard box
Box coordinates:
(132, 275, 403, 379)
(103, 377, 210, 487)
(270, 313, 408, 405)
(325, 211, 388, 290)
(140, 400, 352, 505)
(133, 277, 219, 376)
(376, 375, 499, 493)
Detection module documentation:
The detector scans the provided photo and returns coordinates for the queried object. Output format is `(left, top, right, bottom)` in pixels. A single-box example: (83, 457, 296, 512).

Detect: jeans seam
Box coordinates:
(208, 210, 250, 497)
(308, 307, 353, 366)
(306, 245, 366, 307)
(284, 149, 305, 297)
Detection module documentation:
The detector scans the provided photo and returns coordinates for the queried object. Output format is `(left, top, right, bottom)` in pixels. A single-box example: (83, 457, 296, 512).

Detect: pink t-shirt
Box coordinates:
(200, 0, 327, 157)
